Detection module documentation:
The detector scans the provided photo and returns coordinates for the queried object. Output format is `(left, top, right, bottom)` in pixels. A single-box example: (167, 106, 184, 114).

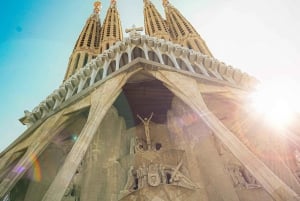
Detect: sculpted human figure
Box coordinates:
(159, 164, 167, 184)
(137, 113, 154, 150)
(140, 164, 148, 188)
(123, 166, 135, 191)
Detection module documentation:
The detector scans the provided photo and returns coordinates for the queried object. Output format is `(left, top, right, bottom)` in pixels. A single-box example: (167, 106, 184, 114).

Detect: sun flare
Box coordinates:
(249, 78, 300, 128)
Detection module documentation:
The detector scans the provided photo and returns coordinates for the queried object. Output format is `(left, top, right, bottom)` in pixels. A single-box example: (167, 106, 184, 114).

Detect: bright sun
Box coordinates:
(249, 78, 300, 128)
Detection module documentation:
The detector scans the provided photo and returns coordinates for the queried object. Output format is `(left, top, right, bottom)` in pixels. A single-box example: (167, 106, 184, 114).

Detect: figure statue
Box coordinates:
(136, 168, 143, 189)
(141, 164, 148, 188)
(227, 164, 260, 189)
(123, 166, 136, 192)
(134, 137, 146, 153)
(159, 164, 167, 184)
(137, 113, 154, 150)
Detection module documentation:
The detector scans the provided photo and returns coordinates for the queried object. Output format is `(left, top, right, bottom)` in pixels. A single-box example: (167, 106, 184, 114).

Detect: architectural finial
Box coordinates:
(162, 0, 169, 6)
(93, 1, 102, 14)
(125, 25, 143, 37)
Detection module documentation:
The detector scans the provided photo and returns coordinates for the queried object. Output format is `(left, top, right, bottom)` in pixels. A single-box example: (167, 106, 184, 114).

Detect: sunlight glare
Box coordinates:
(249, 78, 300, 128)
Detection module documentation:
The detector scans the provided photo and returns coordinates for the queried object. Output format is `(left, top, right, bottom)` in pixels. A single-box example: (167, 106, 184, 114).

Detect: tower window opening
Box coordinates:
(83, 53, 89, 66)
(73, 53, 80, 74)
(87, 24, 95, 47)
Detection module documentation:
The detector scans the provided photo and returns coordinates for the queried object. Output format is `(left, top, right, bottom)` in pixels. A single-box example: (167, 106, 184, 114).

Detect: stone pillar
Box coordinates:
(80, 107, 126, 201)
(168, 97, 240, 201)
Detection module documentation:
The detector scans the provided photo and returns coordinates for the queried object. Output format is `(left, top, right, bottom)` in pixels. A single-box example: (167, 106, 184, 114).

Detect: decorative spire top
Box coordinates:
(93, 1, 102, 14)
(162, 0, 169, 6)
(110, 0, 117, 7)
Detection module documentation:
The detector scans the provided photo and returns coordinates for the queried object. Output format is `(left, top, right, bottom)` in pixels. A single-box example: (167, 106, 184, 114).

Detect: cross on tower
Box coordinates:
(125, 25, 144, 37)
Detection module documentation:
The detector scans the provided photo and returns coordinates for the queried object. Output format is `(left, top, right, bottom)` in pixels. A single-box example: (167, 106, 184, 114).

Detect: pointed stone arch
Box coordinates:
(131, 47, 146, 60)
(176, 58, 189, 71)
(148, 51, 160, 63)
(107, 60, 117, 75)
(162, 54, 176, 68)
(119, 52, 129, 68)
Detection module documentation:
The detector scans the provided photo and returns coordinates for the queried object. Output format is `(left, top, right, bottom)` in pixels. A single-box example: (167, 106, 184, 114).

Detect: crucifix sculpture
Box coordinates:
(137, 113, 154, 150)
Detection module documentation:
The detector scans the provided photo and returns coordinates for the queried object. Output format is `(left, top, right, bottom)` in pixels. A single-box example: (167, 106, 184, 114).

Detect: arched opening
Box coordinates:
(131, 47, 146, 60)
(83, 77, 91, 89)
(162, 54, 176, 68)
(94, 68, 104, 82)
(192, 64, 203, 74)
(148, 51, 160, 63)
(119, 53, 129, 68)
(107, 60, 116, 75)
(176, 58, 189, 71)
(72, 53, 80, 74)
(83, 53, 89, 67)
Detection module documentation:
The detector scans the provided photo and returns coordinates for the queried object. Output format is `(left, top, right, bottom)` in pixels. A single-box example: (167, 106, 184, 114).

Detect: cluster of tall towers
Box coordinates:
(64, 0, 212, 80)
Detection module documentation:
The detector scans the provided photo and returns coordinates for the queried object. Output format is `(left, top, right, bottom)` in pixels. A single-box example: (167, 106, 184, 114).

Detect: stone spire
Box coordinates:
(64, 1, 102, 81)
(99, 0, 123, 53)
(143, 0, 171, 41)
(162, 0, 213, 57)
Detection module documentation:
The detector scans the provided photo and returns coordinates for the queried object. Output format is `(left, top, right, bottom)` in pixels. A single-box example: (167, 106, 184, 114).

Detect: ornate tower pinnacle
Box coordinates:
(93, 1, 102, 14)
(99, 0, 123, 53)
(64, 1, 102, 81)
(143, 0, 171, 40)
(162, 0, 213, 57)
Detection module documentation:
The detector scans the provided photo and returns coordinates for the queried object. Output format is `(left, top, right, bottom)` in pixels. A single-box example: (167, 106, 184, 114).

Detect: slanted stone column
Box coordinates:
(42, 70, 139, 201)
(80, 107, 126, 201)
(168, 97, 240, 201)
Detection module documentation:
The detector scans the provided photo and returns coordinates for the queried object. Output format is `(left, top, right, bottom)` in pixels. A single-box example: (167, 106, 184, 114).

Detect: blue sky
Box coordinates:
(1, 0, 300, 152)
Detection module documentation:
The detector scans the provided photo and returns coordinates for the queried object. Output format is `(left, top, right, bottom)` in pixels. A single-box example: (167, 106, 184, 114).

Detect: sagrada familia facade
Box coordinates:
(0, 0, 300, 200)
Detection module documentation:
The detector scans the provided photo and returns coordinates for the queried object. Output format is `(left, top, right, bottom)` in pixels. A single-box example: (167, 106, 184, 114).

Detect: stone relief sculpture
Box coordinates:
(148, 164, 160, 187)
(226, 164, 261, 189)
(120, 160, 198, 199)
(122, 166, 136, 193)
(62, 162, 82, 201)
(134, 137, 147, 153)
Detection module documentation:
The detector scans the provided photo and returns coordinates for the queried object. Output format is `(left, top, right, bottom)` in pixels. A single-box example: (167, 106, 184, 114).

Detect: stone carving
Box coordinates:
(226, 164, 261, 189)
(62, 162, 82, 201)
(123, 166, 136, 192)
(125, 25, 143, 38)
(129, 137, 136, 155)
(120, 161, 197, 198)
(137, 113, 154, 150)
(148, 164, 160, 187)
(134, 137, 147, 153)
